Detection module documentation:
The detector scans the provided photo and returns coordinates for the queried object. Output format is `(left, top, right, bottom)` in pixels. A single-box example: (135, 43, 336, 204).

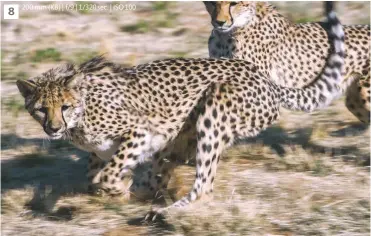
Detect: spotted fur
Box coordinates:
(205, 1, 370, 123)
(17, 2, 345, 217)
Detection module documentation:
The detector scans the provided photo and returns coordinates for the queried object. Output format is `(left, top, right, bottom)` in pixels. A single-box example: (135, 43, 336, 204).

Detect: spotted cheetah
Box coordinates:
(205, 1, 370, 123)
(17, 2, 344, 217)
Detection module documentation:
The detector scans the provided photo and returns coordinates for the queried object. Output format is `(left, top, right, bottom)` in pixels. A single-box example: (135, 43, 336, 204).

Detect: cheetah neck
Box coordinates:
(210, 12, 290, 68)
(64, 79, 131, 150)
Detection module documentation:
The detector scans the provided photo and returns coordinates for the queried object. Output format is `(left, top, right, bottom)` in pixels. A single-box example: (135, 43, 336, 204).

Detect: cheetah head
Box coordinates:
(17, 64, 84, 139)
(204, 1, 258, 32)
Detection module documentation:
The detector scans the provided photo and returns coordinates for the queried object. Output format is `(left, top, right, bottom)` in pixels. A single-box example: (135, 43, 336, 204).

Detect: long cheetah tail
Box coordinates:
(279, 1, 345, 112)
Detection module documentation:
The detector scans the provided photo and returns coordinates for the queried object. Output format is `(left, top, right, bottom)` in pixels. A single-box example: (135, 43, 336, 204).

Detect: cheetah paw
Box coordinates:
(97, 172, 133, 197)
(87, 184, 106, 197)
(144, 207, 168, 223)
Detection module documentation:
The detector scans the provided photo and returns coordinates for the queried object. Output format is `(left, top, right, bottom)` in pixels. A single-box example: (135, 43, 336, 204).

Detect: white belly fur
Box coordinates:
(94, 139, 120, 161)
(72, 131, 168, 163)
(74, 139, 120, 162)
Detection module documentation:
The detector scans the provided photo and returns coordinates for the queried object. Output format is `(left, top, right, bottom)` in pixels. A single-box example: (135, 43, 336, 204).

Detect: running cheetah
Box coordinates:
(17, 2, 344, 218)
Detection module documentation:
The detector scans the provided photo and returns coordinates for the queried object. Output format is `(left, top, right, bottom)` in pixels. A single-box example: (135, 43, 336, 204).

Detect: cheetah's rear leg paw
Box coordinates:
(144, 206, 169, 223)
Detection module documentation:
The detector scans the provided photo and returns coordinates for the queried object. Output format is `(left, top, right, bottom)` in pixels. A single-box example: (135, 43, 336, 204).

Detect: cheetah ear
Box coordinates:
(16, 80, 36, 98)
(65, 73, 84, 89)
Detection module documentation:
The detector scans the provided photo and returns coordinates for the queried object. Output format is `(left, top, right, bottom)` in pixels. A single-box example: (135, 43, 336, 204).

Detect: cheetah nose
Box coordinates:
(215, 20, 226, 27)
(48, 125, 62, 133)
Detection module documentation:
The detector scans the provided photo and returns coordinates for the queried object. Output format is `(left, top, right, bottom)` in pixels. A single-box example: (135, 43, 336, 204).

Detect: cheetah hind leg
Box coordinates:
(145, 79, 282, 221)
(146, 87, 234, 221)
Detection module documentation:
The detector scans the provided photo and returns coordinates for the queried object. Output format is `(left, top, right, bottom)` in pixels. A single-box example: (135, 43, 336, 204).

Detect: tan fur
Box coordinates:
(206, 1, 370, 123)
(17, 2, 346, 218)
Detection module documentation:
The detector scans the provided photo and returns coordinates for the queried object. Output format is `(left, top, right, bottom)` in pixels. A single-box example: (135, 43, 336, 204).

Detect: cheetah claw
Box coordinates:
(144, 207, 167, 223)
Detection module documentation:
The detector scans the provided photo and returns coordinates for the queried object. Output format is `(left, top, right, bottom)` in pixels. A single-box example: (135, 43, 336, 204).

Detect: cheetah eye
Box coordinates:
(230, 2, 238, 6)
(37, 107, 47, 113)
(61, 105, 71, 111)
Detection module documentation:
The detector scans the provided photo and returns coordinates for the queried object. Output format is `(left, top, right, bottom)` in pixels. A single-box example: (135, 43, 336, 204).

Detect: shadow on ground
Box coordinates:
(1, 121, 369, 221)
(242, 124, 369, 166)
(329, 122, 369, 137)
(1, 133, 88, 220)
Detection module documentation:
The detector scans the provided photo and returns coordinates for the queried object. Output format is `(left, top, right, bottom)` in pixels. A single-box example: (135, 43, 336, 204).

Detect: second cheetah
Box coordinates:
(205, 1, 370, 123)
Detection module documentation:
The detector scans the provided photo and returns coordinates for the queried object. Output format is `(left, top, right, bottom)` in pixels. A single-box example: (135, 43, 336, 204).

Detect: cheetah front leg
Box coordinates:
(97, 129, 171, 196)
(86, 152, 107, 195)
(129, 148, 177, 201)
(132, 117, 198, 201)
(140, 123, 198, 202)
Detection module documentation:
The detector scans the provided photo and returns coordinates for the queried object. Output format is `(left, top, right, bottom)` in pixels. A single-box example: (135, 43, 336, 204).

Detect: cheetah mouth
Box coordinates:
(214, 25, 234, 33)
(49, 133, 64, 140)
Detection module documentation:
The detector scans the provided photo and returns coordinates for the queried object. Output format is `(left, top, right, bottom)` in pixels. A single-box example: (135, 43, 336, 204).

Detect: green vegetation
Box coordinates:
(2, 97, 25, 117)
(30, 48, 62, 63)
(170, 51, 188, 58)
(120, 2, 178, 34)
(70, 50, 100, 64)
(120, 20, 151, 34)
(154, 12, 178, 28)
(152, 2, 170, 11)
(151, 2, 178, 28)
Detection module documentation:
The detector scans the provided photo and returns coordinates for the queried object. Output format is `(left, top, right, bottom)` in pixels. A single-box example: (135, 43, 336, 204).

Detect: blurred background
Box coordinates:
(1, 2, 370, 235)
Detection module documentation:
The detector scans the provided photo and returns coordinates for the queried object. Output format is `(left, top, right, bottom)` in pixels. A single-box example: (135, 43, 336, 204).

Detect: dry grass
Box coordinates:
(2, 95, 369, 235)
(1, 1, 370, 235)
